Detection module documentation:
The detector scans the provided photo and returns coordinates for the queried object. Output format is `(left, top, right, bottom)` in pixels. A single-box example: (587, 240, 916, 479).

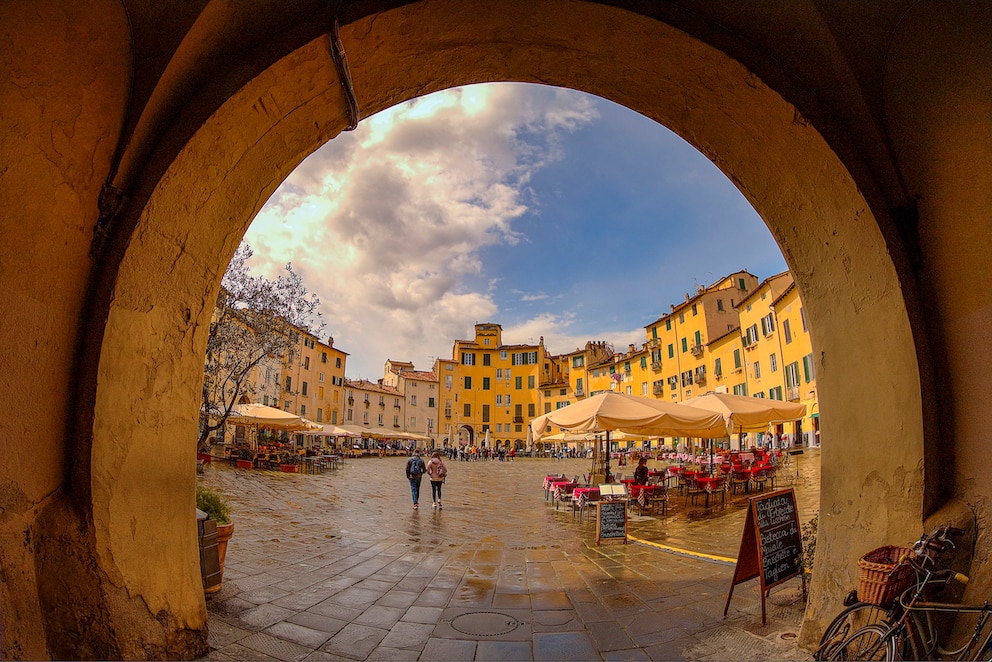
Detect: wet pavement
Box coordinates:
(199, 449, 820, 660)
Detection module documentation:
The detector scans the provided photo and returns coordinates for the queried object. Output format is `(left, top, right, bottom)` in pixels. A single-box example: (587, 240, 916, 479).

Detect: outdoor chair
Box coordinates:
(732, 470, 749, 495)
(685, 477, 706, 506)
(751, 469, 769, 492)
(639, 484, 668, 515)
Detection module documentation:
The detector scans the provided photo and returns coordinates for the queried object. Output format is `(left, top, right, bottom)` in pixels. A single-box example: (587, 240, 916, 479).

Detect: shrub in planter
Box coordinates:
(196, 484, 234, 593)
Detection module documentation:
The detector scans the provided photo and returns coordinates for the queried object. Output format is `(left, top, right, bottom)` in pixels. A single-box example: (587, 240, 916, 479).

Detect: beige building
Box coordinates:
(343, 378, 405, 434)
(382, 360, 440, 447)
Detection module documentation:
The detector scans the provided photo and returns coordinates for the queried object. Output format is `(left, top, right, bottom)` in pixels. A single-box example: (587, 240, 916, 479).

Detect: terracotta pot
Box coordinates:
(204, 521, 234, 594)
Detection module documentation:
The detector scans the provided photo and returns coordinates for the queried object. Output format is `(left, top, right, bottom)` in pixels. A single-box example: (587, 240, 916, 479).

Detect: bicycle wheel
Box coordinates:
(828, 624, 895, 661)
(816, 603, 890, 660)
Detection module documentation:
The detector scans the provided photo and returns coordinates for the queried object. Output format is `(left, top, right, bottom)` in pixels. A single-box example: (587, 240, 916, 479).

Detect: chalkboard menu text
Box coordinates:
(724, 488, 802, 624)
(596, 500, 627, 545)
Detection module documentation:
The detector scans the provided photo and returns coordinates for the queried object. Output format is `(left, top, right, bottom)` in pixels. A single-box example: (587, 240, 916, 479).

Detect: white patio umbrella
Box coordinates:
(530, 392, 728, 481)
(683, 392, 806, 451)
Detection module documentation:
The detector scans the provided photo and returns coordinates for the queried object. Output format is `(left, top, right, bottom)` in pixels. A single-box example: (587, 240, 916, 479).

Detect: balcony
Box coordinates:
(394, 403, 401, 409)
(652, 385, 664, 395)
(690, 344, 703, 357)
(513, 416, 524, 424)
(444, 410, 452, 418)
(574, 389, 584, 397)
(695, 373, 707, 384)
(645, 338, 660, 349)
(651, 361, 662, 371)
(787, 386, 800, 401)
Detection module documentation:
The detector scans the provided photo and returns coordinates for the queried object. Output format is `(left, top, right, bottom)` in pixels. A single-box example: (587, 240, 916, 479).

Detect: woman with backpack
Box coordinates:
(406, 451, 426, 509)
(426, 451, 448, 509)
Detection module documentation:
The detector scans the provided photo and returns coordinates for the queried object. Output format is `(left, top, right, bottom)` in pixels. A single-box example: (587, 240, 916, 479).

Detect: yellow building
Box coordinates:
(644, 270, 759, 403)
(440, 323, 545, 450)
(280, 329, 348, 425)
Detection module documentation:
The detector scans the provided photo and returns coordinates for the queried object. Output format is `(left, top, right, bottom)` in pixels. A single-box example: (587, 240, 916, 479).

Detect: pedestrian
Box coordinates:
(426, 450, 448, 509)
(633, 457, 649, 485)
(406, 451, 426, 509)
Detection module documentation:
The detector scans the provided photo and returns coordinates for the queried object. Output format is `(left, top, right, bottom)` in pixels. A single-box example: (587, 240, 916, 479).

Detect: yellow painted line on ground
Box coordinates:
(627, 533, 738, 565)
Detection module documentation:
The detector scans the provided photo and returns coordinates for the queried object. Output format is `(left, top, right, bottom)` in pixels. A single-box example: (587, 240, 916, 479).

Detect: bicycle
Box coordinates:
(829, 528, 992, 661)
(815, 526, 965, 660)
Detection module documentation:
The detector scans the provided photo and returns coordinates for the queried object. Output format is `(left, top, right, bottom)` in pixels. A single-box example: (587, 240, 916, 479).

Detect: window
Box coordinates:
(694, 330, 701, 346)
(666, 318, 672, 331)
(739, 277, 746, 290)
(573, 355, 584, 368)
(783, 319, 793, 344)
(300, 404, 307, 416)
(505, 369, 511, 382)
(753, 361, 761, 379)
(528, 403, 535, 417)
(641, 382, 648, 395)
(717, 299, 724, 311)
(410, 395, 417, 406)
(317, 408, 323, 422)
(714, 357, 722, 376)
(560, 388, 567, 396)
(496, 368, 503, 379)
(336, 357, 341, 368)
(484, 338, 490, 346)
(515, 376, 522, 389)
(761, 313, 775, 336)
(528, 375, 535, 389)
(347, 408, 353, 421)
(681, 338, 688, 352)
(461, 352, 475, 365)
(576, 377, 583, 393)
(446, 363, 453, 370)
(482, 404, 490, 423)
(428, 397, 435, 408)
(483, 353, 491, 366)
(304, 356, 310, 369)
(801, 306, 807, 332)
(318, 386, 324, 399)
(319, 372, 325, 382)
(378, 413, 384, 425)
(410, 416, 416, 427)
(500, 350, 508, 360)
(692, 303, 698, 315)
(263, 395, 269, 406)
(464, 376, 472, 389)
(733, 383, 748, 396)
(445, 400, 452, 417)
(770, 354, 778, 372)
(803, 353, 816, 382)
(679, 313, 684, 323)
(733, 349, 742, 369)
(785, 362, 800, 388)
(332, 411, 338, 424)
(482, 377, 490, 390)
(770, 386, 783, 400)
(285, 376, 292, 391)
(668, 344, 674, 359)
(496, 395, 503, 406)
(463, 403, 471, 417)
(651, 327, 658, 339)
(285, 400, 291, 411)
(445, 375, 452, 389)
(379, 395, 385, 406)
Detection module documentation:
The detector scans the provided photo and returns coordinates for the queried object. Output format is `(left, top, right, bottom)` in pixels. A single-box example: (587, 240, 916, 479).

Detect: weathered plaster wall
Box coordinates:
(1, 0, 988, 658)
(885, 0, 992, 592)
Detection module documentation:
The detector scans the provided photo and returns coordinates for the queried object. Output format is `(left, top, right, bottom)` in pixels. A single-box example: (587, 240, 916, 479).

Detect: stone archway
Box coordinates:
(91, 3, 924, 651)
(6, 1, 987, 658)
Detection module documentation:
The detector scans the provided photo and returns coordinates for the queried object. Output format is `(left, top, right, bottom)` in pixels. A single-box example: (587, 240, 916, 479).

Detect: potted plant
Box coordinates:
(196, 483, 234, 594)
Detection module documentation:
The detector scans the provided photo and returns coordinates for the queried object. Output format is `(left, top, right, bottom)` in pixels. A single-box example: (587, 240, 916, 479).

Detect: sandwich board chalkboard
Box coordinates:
(596, 500, 627, 545)
(723, 488, 802, 624)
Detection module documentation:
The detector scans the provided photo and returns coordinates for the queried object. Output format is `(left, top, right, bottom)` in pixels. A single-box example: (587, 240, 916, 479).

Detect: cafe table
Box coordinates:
(551, 481, 577, 509)
(543, 475, 567, 500)
(571, 487, 601, 521)
(694, 476, 722, 507)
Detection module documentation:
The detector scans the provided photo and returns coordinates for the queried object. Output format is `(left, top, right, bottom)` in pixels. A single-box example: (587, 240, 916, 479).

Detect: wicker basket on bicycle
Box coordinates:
(857, 545, 914, 606)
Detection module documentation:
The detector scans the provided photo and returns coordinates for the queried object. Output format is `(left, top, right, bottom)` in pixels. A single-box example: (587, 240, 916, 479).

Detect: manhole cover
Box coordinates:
(450, 611, 523, 637)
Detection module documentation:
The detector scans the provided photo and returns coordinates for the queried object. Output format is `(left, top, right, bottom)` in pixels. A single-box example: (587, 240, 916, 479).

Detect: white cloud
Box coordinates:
(244, 83, 599, 377)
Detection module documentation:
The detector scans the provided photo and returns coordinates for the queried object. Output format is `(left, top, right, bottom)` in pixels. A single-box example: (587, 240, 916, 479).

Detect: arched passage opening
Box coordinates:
(61, 1, 958, 656)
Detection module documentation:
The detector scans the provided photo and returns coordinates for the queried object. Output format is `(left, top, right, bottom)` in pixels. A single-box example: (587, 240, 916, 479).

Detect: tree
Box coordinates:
(198, 243, 323, 451)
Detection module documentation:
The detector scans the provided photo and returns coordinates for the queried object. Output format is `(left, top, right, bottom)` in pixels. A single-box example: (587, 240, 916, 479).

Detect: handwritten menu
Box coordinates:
(596, 500, 627, 545)
(755, 491, 802, 585)
(724, 488, 802, 624)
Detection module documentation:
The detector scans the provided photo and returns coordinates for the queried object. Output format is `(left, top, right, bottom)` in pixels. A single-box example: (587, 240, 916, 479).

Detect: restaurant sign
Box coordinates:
(723, 488, 802, 624)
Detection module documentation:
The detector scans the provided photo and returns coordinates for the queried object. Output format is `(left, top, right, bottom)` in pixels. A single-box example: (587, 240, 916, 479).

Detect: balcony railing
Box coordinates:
(690, 344, 703, 357)
(651, 361, 662, 371)
(787, 386, 800, 401)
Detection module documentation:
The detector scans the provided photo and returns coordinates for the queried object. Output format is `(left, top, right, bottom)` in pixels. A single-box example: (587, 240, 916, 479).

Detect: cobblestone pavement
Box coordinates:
(200, 449, 820, 661)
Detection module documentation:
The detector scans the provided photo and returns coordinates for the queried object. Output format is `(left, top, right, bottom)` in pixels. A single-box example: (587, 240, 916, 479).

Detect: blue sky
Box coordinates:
(244, 83, 786, 379)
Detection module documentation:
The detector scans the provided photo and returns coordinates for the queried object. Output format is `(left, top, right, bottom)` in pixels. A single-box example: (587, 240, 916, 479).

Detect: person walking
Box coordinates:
(426, 451, 448, 509)
(406, 451, 426, 509)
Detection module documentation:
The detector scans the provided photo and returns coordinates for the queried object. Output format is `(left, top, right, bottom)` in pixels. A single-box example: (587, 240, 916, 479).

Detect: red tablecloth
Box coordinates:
(573, 487, 600, 508)
(552, 482, 577, 502)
